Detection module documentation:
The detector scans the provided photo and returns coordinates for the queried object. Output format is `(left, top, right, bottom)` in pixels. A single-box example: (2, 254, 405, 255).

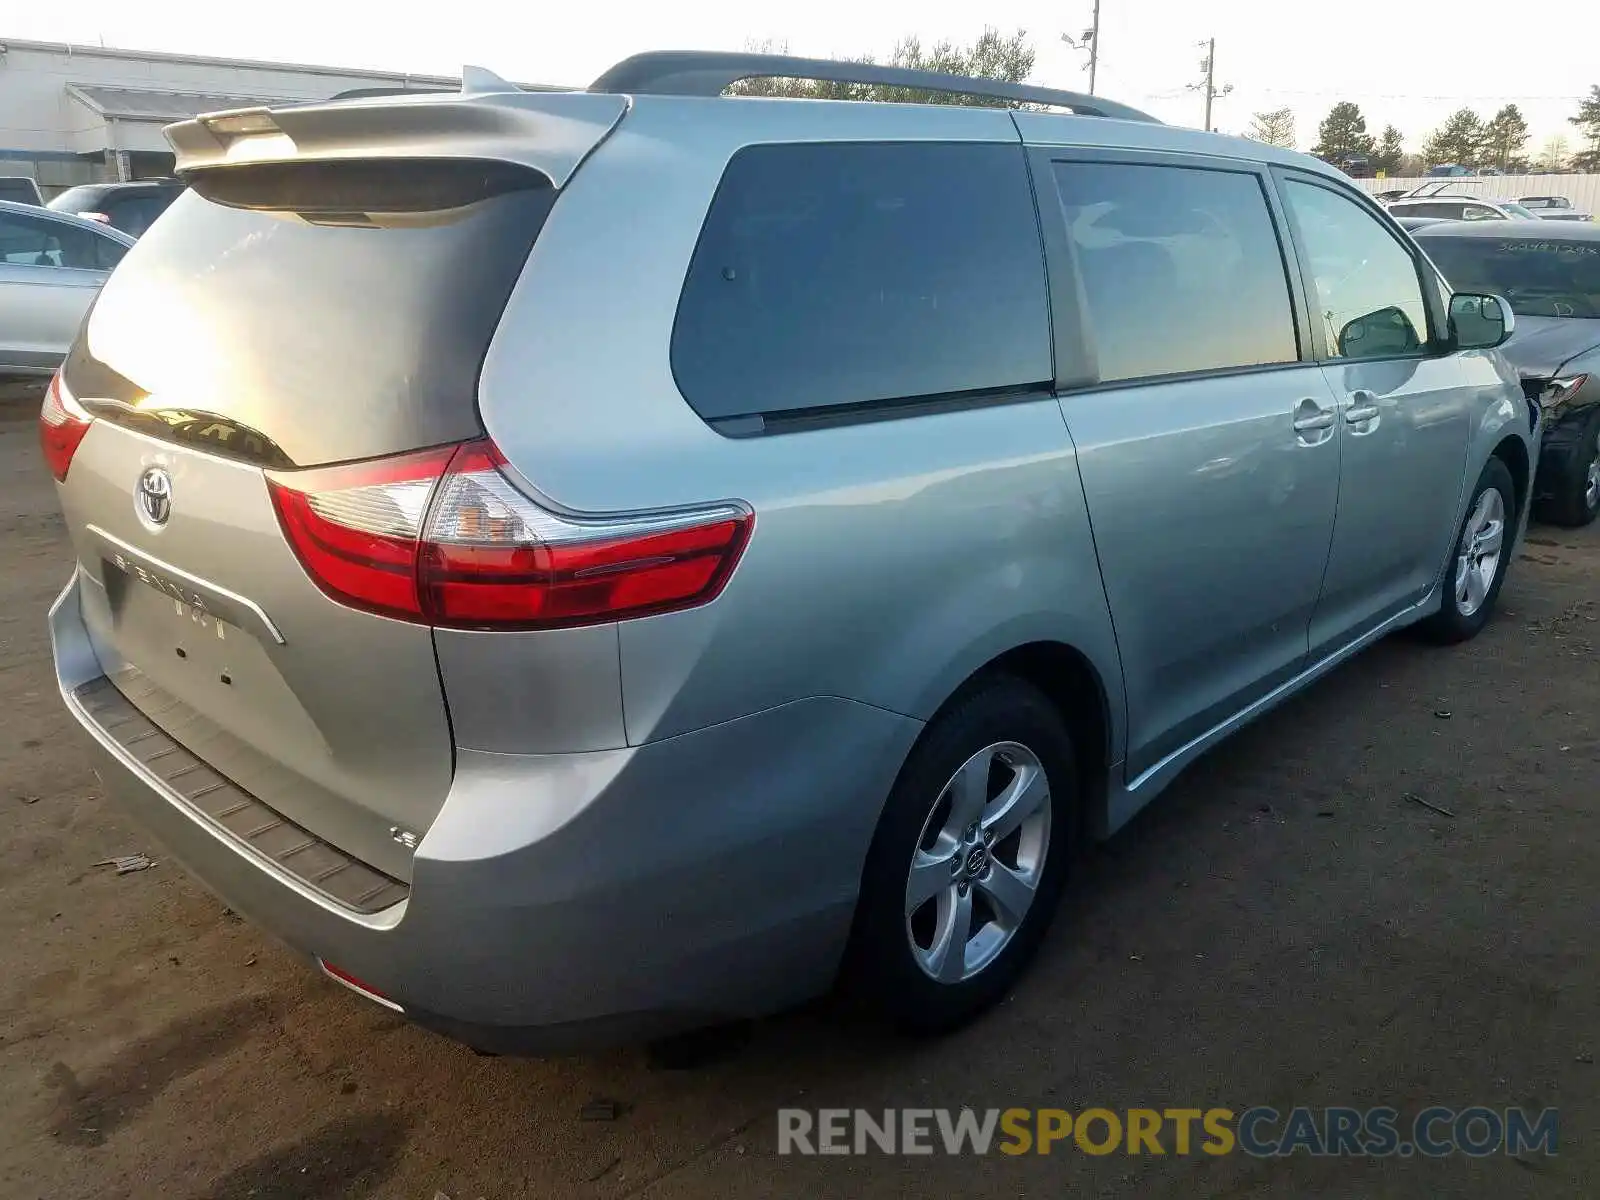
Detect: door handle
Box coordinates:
(1292, 399, 1336, 434)
(1344, 390, 1381, 424)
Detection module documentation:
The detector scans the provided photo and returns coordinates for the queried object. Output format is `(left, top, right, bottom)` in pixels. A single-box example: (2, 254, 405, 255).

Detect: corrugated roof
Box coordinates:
(66, 84, 323, 121)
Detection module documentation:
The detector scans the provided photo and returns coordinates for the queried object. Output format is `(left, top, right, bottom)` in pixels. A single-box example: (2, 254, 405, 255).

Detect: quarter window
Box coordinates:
(1284, 180, 1430, 360)
(1053, 161, 1299, 383)
(672, 142, 1052, 422)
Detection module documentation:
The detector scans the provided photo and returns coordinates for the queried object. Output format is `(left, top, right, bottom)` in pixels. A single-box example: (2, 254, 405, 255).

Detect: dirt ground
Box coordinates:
(1, 384, 1595, 1199)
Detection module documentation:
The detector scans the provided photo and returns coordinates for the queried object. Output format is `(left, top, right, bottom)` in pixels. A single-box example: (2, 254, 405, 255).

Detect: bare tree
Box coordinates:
(1245, 108, 1295, 149)
(1538, 134, 1571, 173)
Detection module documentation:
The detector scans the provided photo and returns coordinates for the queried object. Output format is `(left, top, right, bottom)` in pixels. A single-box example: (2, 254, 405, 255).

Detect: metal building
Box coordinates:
(0, 37, 553, 196)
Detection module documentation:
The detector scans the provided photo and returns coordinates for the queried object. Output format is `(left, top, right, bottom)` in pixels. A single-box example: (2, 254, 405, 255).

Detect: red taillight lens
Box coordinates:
(39, 372, 93, 482)
(77, 211, 112, 224)
(266, 445, 455, 620)
(267, 439, 753, 630)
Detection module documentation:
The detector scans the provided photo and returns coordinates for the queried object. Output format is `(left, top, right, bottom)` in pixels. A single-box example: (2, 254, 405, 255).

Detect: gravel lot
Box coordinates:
(1, 384, 1595, 1198)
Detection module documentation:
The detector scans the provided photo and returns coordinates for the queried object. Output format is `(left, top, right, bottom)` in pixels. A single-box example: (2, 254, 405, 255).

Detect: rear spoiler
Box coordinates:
(165, 66, 626, 189)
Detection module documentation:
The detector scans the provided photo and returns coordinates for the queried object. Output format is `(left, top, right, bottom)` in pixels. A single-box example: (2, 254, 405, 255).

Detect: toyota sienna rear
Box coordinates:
(47, 53, 1534, 1049)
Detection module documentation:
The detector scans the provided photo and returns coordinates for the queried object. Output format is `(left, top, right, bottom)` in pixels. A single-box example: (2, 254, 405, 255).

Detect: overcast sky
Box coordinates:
(8, 1, 1597, 153)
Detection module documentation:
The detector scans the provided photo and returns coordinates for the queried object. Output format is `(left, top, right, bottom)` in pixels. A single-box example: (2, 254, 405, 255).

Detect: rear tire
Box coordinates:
(1533, 409, 1600, 529)
(1419, 456, 1516, 645)
(845, 676, 1077, 1034)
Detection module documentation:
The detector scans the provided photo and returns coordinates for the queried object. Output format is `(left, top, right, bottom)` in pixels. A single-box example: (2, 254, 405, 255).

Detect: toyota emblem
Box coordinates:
(136, 466, 173, 529)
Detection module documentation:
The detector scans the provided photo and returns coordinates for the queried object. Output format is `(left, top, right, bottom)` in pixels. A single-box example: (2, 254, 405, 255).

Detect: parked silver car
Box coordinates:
(45, 52, 1538, 1051)
(1518, 195, 1593, 223)
(1416, 220, 1600, 525)
(1, 199, 133, 376)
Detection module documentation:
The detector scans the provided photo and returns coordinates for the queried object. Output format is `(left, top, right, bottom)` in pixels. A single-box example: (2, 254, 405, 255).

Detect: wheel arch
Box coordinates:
(912, 638, 1118, 844)
(1492, 433, 1530, 519)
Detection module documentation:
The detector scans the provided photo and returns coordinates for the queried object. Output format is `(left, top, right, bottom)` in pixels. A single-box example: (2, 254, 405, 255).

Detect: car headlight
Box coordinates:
(1542, 375, 1589, 408)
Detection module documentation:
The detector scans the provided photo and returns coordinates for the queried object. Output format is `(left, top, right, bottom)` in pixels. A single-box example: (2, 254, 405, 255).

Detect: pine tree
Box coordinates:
(1422, 109, 1486, 168)
(1482, 105, 1530, 170)
(1311, 102, 1375, 163)
(1372, 126, 1406, 174)
(1571, 85, 1600, 171)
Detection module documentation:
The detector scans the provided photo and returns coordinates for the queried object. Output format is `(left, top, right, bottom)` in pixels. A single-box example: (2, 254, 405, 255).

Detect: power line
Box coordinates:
(1247, 88, 1586, 103)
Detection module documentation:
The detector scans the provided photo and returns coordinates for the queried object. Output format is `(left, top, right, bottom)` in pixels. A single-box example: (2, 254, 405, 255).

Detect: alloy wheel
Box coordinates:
(1454, 487, 1505, 617)
(904, 741, 1052, 983)
(1585, 429, 1600, 514)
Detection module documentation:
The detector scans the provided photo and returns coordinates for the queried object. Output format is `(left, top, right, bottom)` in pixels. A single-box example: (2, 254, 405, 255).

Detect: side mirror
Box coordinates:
(1449, 293, 1514, 351)
(1337, 306, 1422, 358)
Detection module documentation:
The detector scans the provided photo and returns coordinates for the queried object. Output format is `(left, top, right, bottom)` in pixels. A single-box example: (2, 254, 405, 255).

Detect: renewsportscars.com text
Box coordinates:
(777, 1106, 1558, 1158)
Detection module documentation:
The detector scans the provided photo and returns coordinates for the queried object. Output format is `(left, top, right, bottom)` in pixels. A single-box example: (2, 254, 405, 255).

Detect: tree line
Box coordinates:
(721, 31, 1600, 178)
(729, 28, 1035, 105)
(1250, 87, 1600, 175)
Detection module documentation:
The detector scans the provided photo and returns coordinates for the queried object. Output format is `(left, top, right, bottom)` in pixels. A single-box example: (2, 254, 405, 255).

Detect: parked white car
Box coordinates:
(1518, 196, 1594, 223)
(0, 199, 134, 376)
(1385, 196, 1536, 223)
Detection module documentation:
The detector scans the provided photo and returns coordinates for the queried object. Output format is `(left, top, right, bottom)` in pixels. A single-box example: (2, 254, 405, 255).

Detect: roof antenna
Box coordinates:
(461, 64, 516, 95)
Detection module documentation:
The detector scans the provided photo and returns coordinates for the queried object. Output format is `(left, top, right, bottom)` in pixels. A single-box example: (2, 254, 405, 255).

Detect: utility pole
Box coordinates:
(1061, 0, 1102, 95)
(1188, 37, 1233, 132)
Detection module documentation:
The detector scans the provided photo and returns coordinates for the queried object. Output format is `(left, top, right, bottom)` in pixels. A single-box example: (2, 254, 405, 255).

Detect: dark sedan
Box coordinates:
(1415, 221, 1600, 525)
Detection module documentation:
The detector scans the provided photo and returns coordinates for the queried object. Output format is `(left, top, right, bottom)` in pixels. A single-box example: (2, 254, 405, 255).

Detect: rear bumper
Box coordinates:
(51, 574, 921, 1051)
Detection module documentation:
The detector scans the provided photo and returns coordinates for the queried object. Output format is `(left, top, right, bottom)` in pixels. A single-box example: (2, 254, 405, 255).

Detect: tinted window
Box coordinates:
(672, 142, 1051, 421)
(1422, 235, 1600, 319)
(106, 194, 176, 236)
(1284, 180, 1429, 359)
(0, 210, 125, 270)
(1054, 161, 1298, 382)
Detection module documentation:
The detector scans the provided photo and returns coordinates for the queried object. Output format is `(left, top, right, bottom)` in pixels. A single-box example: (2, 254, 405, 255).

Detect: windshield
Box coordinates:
(1499, 203, 1539, 221)
(1424, 236, 1600, 318)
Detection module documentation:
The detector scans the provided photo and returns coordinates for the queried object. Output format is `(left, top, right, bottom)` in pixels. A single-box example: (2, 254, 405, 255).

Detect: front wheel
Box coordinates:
(845, 677, 1077, 1034)
(1419, 456, 1516, 644)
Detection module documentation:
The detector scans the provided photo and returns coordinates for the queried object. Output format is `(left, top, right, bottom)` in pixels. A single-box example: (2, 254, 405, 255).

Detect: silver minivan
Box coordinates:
(46, 52, 1537, 1050)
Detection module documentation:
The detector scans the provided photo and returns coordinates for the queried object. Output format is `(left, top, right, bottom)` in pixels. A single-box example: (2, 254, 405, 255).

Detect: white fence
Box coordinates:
(1351, 173, 1600, 211)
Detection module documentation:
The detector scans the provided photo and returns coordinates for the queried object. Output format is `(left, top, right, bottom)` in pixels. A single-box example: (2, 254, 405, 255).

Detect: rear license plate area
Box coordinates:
(103, 552, 233, 640)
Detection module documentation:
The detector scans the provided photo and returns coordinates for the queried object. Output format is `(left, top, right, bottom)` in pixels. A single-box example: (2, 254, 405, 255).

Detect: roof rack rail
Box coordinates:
(588, 50, 1160, 123)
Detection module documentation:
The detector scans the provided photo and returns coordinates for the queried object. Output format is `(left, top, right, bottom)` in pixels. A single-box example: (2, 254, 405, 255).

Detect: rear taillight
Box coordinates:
(265, 444, 455, 621)
(266, 439, 753, 630)
(39, 372, 93, 482)
(76, 211, 112, 224)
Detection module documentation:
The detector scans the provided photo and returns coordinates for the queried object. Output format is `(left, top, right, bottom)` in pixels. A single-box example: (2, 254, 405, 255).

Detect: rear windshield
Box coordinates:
(48, 185, 106, 212)
(1424, 235, 1600, 319)
(66, 160, 553, 467)
(0, 177, 44, 204)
